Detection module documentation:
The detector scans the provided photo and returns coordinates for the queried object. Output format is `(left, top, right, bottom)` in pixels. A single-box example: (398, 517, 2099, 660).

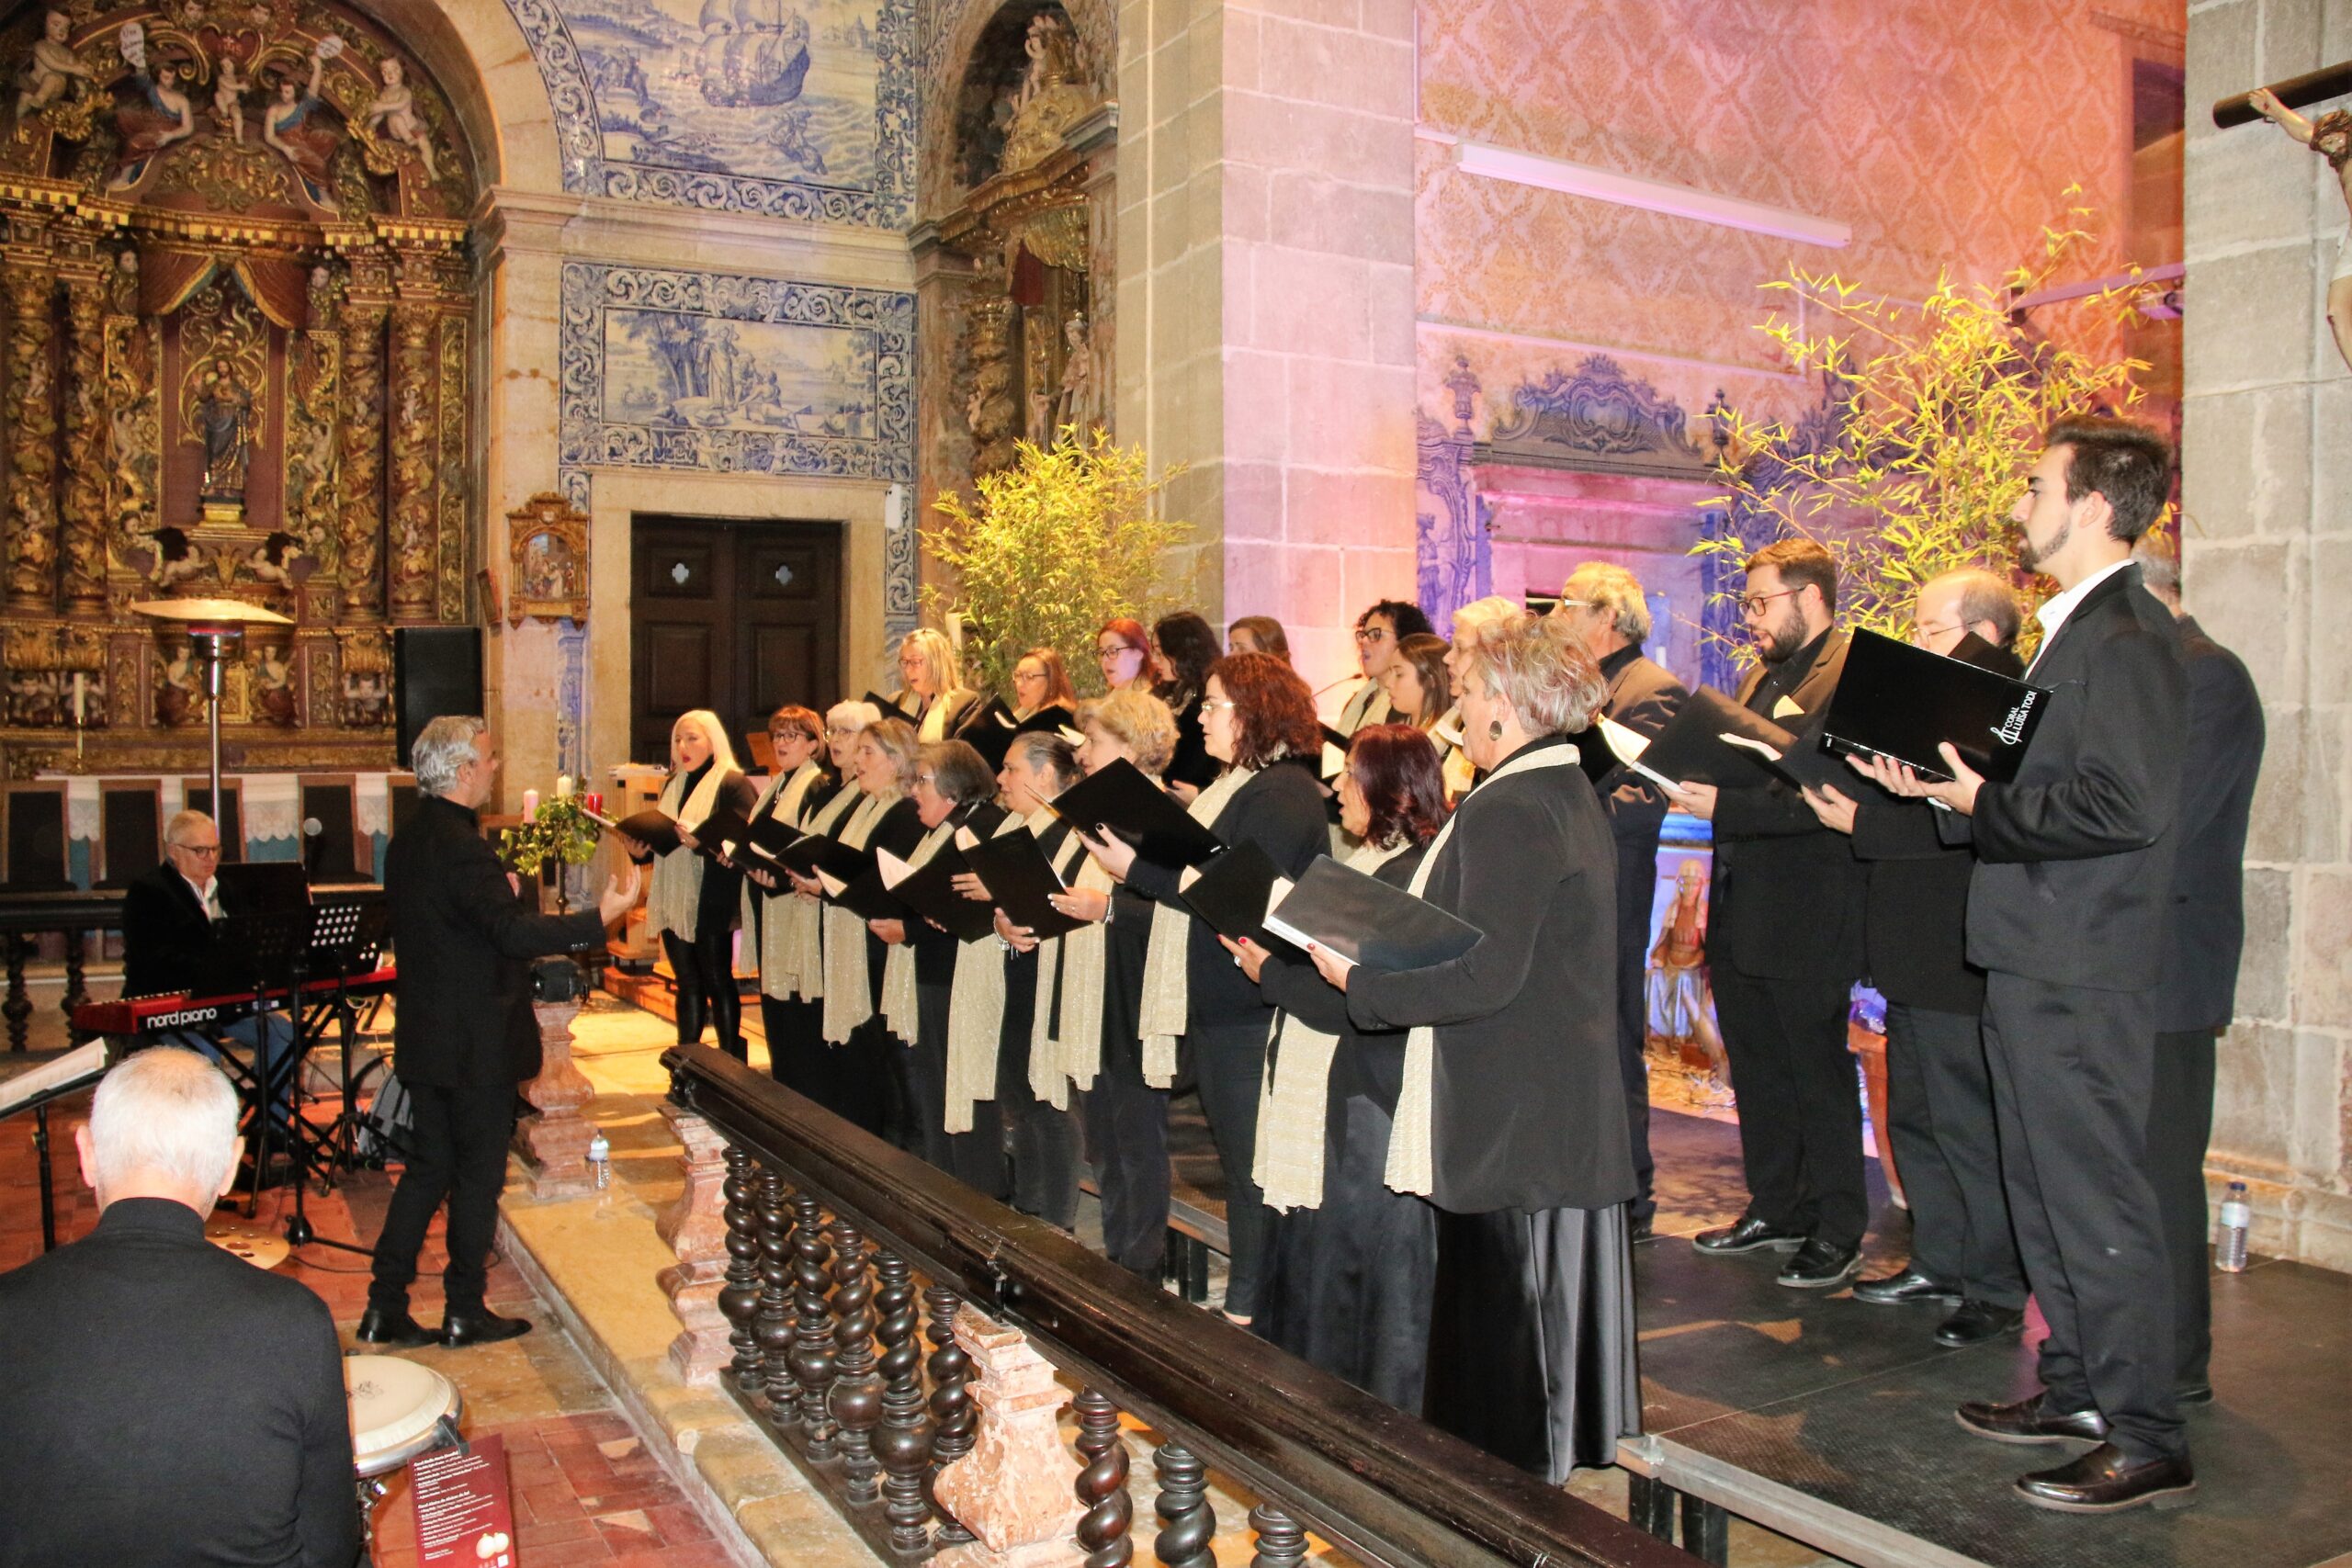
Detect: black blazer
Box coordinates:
(0, 1198, 359, 1568)
(1849, 638, 2026, 1016)
(1125, 763, 1331, 1032)
(911, 798, 1008, 988)
(1592, 646, 1689, 849)
(1347, 738, 1633, 1213)
(1709, 629, 1866, 981)
(386, 794, 606, 1087)
(120, 863, 231, 998)
(2154, 616, 2263, 1031)
(1259, 840, 1430, 1113)
(1954, 566, 2188, 992)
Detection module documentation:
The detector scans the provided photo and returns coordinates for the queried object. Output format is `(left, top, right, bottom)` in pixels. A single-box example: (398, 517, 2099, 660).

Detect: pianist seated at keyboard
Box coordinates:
(119, 809, 299, 1131)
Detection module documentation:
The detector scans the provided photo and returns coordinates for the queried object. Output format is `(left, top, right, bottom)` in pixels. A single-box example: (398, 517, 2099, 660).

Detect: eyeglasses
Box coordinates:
(1554, 599, 1605, 615)
(1910, 618, 1962, 641)
(1201, 699, 1238, 714)
(1353, 626, 1391, 645)
(1737, 588, 1800, 616)
(172, 842, 221, 858)
(913, 773, 940, 788)
(1097, 644, 1139, 660)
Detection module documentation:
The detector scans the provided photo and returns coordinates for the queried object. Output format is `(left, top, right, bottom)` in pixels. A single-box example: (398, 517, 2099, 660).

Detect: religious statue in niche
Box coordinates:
(249, 641, 296, 727)
(191, 357, 254, 510)
(14, 8, 93, 123)
(999, 12, 1090, 175)
(262, 44, 342, 209)
(157, 639, 202, 727)
(2249, 87, 2352, 376)
(1056, 313, 1094, 434)
(505, 492, 589, 628)
(360, 55, 435, 183)
(211, 51, 247, 140)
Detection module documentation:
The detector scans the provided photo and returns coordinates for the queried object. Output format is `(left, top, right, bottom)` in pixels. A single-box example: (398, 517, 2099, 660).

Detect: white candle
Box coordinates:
(523, 788, 539, 821)
(71, 672, 85, 724)
(556, 774, 573, 798)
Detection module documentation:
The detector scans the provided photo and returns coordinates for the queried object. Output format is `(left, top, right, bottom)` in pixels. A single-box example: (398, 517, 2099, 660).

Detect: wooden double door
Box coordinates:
(630, 517, 842, 768)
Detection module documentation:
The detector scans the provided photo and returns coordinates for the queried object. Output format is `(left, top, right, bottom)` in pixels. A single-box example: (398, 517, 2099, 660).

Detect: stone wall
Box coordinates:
(2182, 0, 2352, 1269)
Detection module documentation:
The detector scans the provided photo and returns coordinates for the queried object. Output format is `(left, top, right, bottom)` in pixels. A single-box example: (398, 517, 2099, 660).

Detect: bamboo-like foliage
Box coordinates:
(1696, 209, 2164, 666)
(923, 428, 1193, 699)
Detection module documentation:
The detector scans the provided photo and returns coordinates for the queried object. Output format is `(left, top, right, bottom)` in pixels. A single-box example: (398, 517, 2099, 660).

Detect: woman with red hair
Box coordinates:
(1076, 650, 1328, 1324)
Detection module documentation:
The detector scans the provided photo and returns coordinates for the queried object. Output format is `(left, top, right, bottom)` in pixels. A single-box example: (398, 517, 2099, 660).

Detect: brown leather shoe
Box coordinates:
(2016, 1443, 2196, 1513)
(1954, 1392, 2109, 1445)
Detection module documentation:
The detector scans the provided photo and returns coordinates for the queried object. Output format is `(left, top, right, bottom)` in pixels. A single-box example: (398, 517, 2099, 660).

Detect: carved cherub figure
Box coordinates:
(211, 53, 246, 140)
(362, 56, 436, 183)
(2249, 86, 2352, 374)
(15, 10, 93, 125)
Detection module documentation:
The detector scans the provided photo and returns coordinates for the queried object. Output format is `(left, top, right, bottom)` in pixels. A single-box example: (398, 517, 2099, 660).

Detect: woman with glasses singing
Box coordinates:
(1229, 724, 1447, 1409)
(775, 700, 882, 1122)
(623, 710, 759, 1062)
(1077, 652, 1330, 1325)
(1339, 599, 1434, 736)
(738, 705, 838, 1093)
(895, 627, 980, 743)
(1093, 618, 1154, 694)
(1009, 646, 1079, 721)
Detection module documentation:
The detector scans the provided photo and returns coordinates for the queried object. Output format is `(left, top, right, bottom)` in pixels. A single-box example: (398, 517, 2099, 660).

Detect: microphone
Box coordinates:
(301, 816, 323, 883)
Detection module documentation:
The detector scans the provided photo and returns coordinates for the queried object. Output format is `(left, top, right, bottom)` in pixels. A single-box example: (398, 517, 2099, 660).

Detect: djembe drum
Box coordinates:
(345, 1353, 463, 1550)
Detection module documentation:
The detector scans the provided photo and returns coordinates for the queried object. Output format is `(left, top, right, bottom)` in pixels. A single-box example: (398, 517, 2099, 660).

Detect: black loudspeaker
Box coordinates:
(393, 626, 484, 770)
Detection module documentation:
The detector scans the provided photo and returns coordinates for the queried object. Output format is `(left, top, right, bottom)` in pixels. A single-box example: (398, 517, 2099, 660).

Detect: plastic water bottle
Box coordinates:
(587, 1129, 611, 1191)
(2215, 1180, 2250, 1272)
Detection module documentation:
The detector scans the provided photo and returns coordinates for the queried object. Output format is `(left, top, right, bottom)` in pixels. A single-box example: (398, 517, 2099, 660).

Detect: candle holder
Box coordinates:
(498, 792, 601, 917)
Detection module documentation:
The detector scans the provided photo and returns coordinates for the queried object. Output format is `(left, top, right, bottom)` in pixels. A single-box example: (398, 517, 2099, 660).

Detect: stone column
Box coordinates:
(56, 246, 107, 620)
(2, 246, 60, 615)
(931, 1305, 1082, 1567)
(338, 253, 390, 625)
(656, 1105, 735, 1382)
(512, 996, 593, 1197)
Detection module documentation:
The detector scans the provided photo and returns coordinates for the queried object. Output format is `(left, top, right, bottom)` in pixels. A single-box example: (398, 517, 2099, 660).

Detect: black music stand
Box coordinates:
(0, 1042, 111, 1253)
(254, 900, 387, 1256)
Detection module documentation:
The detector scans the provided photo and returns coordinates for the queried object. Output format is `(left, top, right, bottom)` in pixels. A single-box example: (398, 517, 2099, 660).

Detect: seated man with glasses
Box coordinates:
(119, 809, 301, 1142)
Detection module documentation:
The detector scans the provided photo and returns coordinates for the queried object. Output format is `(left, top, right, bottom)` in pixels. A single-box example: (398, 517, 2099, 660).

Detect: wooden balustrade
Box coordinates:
(664, 1044, 1694, 1568)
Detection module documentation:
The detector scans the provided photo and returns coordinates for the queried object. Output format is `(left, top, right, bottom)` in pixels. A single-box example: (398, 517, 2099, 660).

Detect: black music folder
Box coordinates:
(956, 825, 1082, 940)
(1592, 687, 1794, 792)
(1820, 628, 2046, 783)
(698, 804, 801, 866)
(819, 862, 905, 922)
(1262, 855, 1480, 974)
(1044, 758, 1225, 868)
(863, 689, 914, 721)
(877, 844, 997, 942)
(587, 807, 683, 857)
(1718, 712, 1849, 795)
(1178, 840, 1292, 946)
(775, 831, 874, 884)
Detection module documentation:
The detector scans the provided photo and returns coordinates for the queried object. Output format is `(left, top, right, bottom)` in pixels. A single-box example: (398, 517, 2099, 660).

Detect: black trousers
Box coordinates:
(759, 994, 825, 1095)
(368, 1080, 516, 1316)
(1192, 1021, 1274, 1318)
(1982, 973, 2181, 1461)
(1883, 1002, 2024, 1306)
(913, 981, 1003, 1193)
(1711, 967, 1868, 1249)
(1081, 1051, 1170, 1277)
(2150, 1027, 2219, 1387)
(663, 928, 742, 1060)
(997, 975, 1080, 1226)
(1610, 836, 1660, 1222)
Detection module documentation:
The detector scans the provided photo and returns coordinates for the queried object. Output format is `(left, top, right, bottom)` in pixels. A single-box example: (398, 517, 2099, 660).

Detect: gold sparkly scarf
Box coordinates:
(789, 783, 862, 1004)
(1135, 765, 1258, 1088)
(1028, 829, 1093, 1110)
(880, 817, 958, 1041)
(941, 809, 1046, 1134)
(746, 762, 823, 1001)
(1036, 849, 1116, 1109)
(820, 793, 893, 1044)
(644, 762, 732, 942)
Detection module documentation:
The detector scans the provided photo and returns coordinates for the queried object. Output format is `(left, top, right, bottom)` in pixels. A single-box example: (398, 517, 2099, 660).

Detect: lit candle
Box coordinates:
(585, 791, 603, 815)
(70, 672, 85, 725)
(523, 788, 539, 821)
(556, 774, 574, 799)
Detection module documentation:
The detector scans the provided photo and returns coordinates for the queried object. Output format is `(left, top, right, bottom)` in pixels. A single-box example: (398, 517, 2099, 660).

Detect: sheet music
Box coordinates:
(0, 1039, 109, 1118)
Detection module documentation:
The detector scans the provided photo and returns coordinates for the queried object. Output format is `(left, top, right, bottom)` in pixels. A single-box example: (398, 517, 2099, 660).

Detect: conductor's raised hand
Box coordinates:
(597, 863, 642, 925)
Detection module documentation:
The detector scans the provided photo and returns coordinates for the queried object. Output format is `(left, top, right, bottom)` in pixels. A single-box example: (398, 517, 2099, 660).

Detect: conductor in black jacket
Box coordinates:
(1555, 560, 1688, 1237)
(358, 715, 639, 1350)
(1863, 419, 2192, 1514)
(2132, 538, 2265, 1401)
(0, 1045, 360, 1567)
(1667, 539, 1869, 1291)
(1804, 570, 2028, 1348)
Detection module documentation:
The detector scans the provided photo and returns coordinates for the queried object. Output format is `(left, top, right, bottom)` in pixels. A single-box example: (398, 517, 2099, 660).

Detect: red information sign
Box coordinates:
(410, 1431, 517, 1566)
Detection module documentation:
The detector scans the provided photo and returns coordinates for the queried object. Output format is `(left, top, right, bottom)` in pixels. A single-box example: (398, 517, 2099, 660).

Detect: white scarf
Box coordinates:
(1385, 741, 1579, 1197)
(917, 688, 972, 743)
(820, 793, 894, 1043)
(880, 817, 959, 1041)
(1339, 681, 1392, 735)
(790, 782, 863, 1003)
(941, 808, 1046, 1134)
(745, 761, 823, 1000)
(1254, 836, 1408, 1212)
(1135, 764, 1259, 1088)
(645, 763, 732, 942)
(1028, 829, 1094, 1109)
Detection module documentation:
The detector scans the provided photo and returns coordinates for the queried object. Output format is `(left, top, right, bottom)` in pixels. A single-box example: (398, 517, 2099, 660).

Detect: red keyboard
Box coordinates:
(74, 965, 396, 1038)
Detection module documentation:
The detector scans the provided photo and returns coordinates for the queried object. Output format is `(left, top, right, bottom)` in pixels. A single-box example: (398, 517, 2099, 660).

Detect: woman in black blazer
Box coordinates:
(626, 708, 758, 1061)
(739, 705, 837, 1092)
(1303, 611, 1637, 1483)
(844, 717, 927, 1150)
(1084, 651, 1329, 1324)
(1151, 611, 1224, 800)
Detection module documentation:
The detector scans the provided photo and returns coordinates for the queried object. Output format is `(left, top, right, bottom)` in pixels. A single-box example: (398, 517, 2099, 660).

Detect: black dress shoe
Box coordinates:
(1629, 1213, 1656, 1243)
(2176, 1382, 2214, 1406)
(1776, 1239, 1862, 1290)
(1934, 1300, 2028, 1348)
(440, 1309, 533, 1348)
(1692, 1214, 1807, 1255)
(1954, 1392, 2109, 1445)
(1851, 1267, 1962, 1307)
(2016, 1443, 2197, 1513)
(355, 1306, 437, 1348)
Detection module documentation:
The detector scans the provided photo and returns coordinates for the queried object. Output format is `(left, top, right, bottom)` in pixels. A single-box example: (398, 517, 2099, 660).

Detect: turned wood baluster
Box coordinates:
(870, 1252, 933, 1551)
(922, 1283, 975, 1547)
(61, 929, 88, 1031)
(6, 934, 31, 1052)
(1248, 1502, 1306, 1568)
(789, 1194, 839, 1457)
(754, 1169, 798, 1421)
(827, 1221, 883, 1503)
(1072, 1387, 1134, 1568)
(1152, 1443, 1215, 1568)
(718, 1146, 763, 1390)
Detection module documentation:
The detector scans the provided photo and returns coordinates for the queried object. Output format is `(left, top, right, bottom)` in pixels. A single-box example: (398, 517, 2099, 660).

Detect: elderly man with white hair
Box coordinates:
(0, 1046, 362, 1566)
(359, 714, 639, 1350)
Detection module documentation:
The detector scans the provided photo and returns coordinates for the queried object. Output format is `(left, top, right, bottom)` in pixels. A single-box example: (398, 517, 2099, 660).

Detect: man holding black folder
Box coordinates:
(1666, 539, 1869, 1291)
(1861, 419, 2191, 1513)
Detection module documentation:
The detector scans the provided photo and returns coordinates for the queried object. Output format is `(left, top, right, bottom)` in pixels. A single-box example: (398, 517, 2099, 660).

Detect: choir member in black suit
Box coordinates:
(1863, 419, 2193, 1513)
(1082, 652, 1330, 1324)
(1036, 688, 1179, 1277)
(1233, 723, 1445, 1410)
(0, 1047, 361, 1566)
(1152, 611, 1226, 800)
(1804, 570, 2029, 1347)
(739, 705, 836, 1092)
(883, 739, 1005, 1187)
(1555, 561, 1690, 1239)
(1667, 539, 1869, 1291)
(627, 709, 759, 1061)
(780, 700, 888, 1129)
(2132, 538, 2265, 1404)
(365, 716, 637, 1348)
(1306, 611, 1637, 1481)
(898, 626, 981, 742)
